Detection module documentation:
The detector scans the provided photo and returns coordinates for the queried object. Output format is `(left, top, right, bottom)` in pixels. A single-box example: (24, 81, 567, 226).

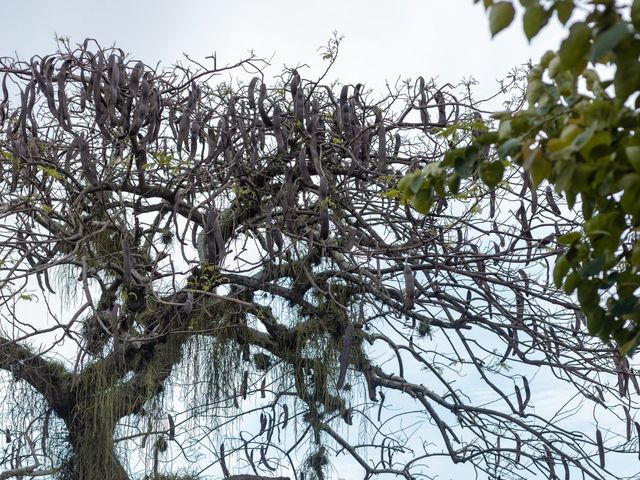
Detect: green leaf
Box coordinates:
(626, 146, 640, 172)
(557, 232, 581, 245)
(413, 188, 434, 214)
(558, 22, 591, 70)
(555, 0, 574, 25)
(632, 0, 640, 30)
(585, 306, 605, 336)
(523, 4, 548, 40)
(489, 2, 516, 37)
(614, 50, 640, 103)
(453, 153, 477, 178)
(479, 161, 505, 188)
(591, 22, 629, 63)
(579, 256, 605, 277)
(496, 138, 521, 159)
(447, 173, 461, 194)
(553, 255, 570, 287)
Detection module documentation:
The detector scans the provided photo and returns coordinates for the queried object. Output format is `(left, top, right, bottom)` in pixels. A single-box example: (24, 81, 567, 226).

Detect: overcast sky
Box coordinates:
(1, 0, 567, 97)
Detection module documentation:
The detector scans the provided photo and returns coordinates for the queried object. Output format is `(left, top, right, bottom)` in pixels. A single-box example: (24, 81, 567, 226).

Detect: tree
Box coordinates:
(400, 0, 640, 354)
(0, 38, 638, 480)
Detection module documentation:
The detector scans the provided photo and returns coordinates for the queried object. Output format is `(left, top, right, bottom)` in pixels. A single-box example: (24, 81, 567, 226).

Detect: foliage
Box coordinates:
(400, 0, 640, 354)
(0, 37, 638, 480)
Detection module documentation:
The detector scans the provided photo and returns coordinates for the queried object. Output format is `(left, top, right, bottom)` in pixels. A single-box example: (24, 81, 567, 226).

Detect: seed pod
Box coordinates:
(79, 141, 98, 185)
(545, 186, 561, 215)
(260, 378, 266, 398)
(260, 446, 276, 471)
(625, 406, 632, 441)
(377, 123, 387, 171)
(515, 385, 524, 414)
(247, 76, 258, 109)
(515, 434, 521, 463)
(295, 82, 304, 122)
(393, 133, 401, 158)
(57, 59, 72, 127)
(337, 322, 354, 390)
(523, 376, 531, 408)
(298, 149, 314, 187)
(418, 77, 429, 129)
(434, 90, 446, 126)
(282, 404, 289, 429)
(404, 262, 415, 311)
(290, 70, 299, 98)
(168, 414, 175, 441)
(319, 208, 329, 240)
(259, 413, 267, 434)
(258, 83, 272, 127)
(220, 442, 230, 477)
(516, 292, 524, 325)
(241, 370, 248, 400)
(596, 428, 605, 468)
(205, 209, 224, 265)
(272, 104, 284, 151)
(319, 175, 328, 201)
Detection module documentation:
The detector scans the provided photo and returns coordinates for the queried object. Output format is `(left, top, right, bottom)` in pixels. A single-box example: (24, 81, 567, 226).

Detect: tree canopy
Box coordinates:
(401, 0, 640, 354)
(0, 37, 638, 480)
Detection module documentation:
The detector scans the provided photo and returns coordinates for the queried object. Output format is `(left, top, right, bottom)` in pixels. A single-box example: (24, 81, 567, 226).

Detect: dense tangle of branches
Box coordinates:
(0, 38, 638, 480)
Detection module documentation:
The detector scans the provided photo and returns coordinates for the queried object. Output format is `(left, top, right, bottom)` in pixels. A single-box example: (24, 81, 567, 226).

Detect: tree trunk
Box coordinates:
(65, 414, 130, 480)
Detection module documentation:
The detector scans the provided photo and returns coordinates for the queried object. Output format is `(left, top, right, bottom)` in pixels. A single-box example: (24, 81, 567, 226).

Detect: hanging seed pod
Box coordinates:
(261, 446, 276, 471)
(247, 76, 258, 109)
(258, 83, 272, 127)
(545, 186, 561, 215)
(515, 384, 524, 414)
(168, 414, 175, 441)
(516, 292, 524, 325)
(523, 376, 531, 408)
(205, 209, 224, 265)
(393, 133, 401, 158)
(295, 82, 304, 122)
(259, 413, 267, 434)
(241, 370, 248, 400)
(298, 149, 314, 187)
(404, 262, 415, 311)
(377, 123, 387, 171)
(129, 61, 144, 92)
(596, 428, 605, 468)
(220, 442, 230, 477)
(272, 104, 284, 152)
(625, 406, 632, 441)
(434, 90, 446, 126)
(57, 59, 72, 128)
(80, 140, 98, 185)
(515, 434, 521, 463)
(319, 175, 328, 202)
(337, 322, 354, 390)
(260, 378, 266, 398)
(281, 404, 289, 429)
(319, 208, 329, 240)
(418, 77, 429, 129)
